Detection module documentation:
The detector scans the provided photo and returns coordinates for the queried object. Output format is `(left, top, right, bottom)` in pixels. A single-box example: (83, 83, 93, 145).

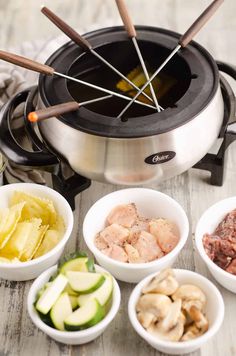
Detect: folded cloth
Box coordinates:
(0, 34, 70, 107)
(0, 20, 117, 185)
(0, 35, 69, 184)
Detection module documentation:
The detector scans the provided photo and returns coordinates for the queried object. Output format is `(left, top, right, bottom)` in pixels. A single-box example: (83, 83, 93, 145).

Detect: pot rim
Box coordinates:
(38, 26, 219, 139)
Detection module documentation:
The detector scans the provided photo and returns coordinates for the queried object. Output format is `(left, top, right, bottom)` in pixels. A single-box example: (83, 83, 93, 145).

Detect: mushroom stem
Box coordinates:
(188, 306, 209, 333)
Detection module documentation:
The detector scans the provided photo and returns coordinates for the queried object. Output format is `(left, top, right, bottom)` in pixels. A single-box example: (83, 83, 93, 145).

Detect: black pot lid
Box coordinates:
(39, 26, 219, 138)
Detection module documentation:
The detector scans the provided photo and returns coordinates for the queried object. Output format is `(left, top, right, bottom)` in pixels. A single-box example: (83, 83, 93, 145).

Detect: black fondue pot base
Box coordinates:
(39, 26, 218, 138)
(51, 167, 91, 211)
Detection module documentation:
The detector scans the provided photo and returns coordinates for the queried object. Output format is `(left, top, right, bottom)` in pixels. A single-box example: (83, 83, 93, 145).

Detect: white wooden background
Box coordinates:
(0, 1, 236, 355)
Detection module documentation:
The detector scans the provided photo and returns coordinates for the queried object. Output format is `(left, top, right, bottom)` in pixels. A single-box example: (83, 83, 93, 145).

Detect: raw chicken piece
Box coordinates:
(100, 244, 128, 262)
(95, 233, 108, 250)
(124, 243, 142, 263)
(129, 217, 150, 244)
(226, 258, 236, 275)
(106, 203, 138, 228)
(100, 223, 129, 246)
(133, 231, 164, 263)
(109, 244, 128, 262)
(100, 246, 112, 256)
(149, 219, 179, 253)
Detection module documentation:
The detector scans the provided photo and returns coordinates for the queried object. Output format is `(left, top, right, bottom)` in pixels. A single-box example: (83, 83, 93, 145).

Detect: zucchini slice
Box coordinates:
(66, 271, 105, 293)
(36, 274, 68, 315)
(69, 295, 78, 310)
(77, 273, 113, 307)
(64, 283, 79, 297)
(50, 292, 72, 331)
(64, 298, 105, 331)
(59, 252, 95, 274)
(35, 282, 52, 302)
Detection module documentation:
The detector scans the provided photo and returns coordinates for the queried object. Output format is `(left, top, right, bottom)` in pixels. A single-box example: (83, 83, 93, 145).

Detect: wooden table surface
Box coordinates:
(0, 1, 236, 355)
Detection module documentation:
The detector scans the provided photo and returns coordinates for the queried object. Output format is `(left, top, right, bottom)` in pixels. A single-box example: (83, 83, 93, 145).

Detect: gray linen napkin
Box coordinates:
(0, 35, 69, 184)
(0, 32, 82, 184)
(0, 20, 116, 184)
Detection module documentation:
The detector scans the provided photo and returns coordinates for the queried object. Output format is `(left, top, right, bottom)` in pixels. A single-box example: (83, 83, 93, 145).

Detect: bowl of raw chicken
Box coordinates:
(83, 188, 189, 283)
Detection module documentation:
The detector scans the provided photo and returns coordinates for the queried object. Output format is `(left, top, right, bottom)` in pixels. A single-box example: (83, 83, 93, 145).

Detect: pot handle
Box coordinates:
(217, 61, 236, 81)
(194, 61, 236, 186)
(216, 61, 236, 135)
(0, 87, 58, 168)
(217, 61, 236, 128)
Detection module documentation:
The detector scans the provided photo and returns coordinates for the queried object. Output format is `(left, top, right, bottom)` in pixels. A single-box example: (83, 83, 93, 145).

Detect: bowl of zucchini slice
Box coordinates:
(27, 252, 121, 344)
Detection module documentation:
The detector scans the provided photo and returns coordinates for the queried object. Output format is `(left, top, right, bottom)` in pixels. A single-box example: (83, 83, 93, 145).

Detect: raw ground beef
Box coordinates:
(203, 209, 236, 275)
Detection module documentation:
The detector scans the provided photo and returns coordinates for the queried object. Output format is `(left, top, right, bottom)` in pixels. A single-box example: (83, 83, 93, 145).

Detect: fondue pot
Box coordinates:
(0, 26, 235, 186)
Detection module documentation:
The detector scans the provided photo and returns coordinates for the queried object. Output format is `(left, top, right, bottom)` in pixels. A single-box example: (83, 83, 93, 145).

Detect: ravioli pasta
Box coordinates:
(0, 202, 25, 249)
(10, 191, 57, 226)
(0, 191, 65, 263)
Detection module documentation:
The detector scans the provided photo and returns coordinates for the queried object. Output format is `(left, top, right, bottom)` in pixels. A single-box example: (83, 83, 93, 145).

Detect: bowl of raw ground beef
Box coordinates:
(195, 197, 236, 293)
(83, 188, 189, 283)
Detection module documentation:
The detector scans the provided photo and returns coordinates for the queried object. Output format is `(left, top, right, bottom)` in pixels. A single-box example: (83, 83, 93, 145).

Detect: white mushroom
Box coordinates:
(137, 270, 209, 343)
(181, 324, 203, 341)
(182, 309, 193, 327)
(181, 307, 209, 342)
(147, 300, 185, 342)
(142, 268, 179, 295)
(161, 299, 182, 331)
(183, 299, 205, 313)
(172, 285, 209, 341)
(172, 284, 206, 312)
(136, 293, 172, 322)
(188, 306, 209, 333)
(137, 311, 156, 329)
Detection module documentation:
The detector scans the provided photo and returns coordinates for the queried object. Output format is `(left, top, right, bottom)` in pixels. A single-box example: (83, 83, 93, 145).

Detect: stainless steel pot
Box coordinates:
(0, 26, 235, 185)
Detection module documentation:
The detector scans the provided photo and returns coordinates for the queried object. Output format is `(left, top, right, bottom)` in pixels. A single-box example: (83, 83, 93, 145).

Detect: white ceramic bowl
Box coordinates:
(128, 269, 224, 355)
(0, 183, 73, 281)
(27, 264, 121, 345)
(195, 196, 236, 293)
(83, 188, 189, 283)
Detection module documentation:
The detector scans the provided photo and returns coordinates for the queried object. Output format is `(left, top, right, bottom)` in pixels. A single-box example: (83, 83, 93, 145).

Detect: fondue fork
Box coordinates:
(41, 6, 156, 107)
(115, 0, 161, 112)
(117, 0, 224, 119)
(0, 50, 155, 110)
(28, 96, 113, 122)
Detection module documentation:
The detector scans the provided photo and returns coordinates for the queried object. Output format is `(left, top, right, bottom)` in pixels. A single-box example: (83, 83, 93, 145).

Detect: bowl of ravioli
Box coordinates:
(0, 183, 73, 281)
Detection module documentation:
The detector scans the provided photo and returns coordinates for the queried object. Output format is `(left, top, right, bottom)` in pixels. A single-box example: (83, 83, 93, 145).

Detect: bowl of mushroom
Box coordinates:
(128, 269, 224, 354)
(83, 188, 189, 283)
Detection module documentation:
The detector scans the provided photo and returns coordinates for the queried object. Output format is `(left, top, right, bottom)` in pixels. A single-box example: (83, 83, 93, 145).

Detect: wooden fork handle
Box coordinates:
(28, 101, 79, 122)
(179, 0, 224, 48)
(41, 6, 92, 51)
(115, 0, 136, 38)
(0, 50, 54, 75)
